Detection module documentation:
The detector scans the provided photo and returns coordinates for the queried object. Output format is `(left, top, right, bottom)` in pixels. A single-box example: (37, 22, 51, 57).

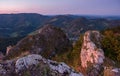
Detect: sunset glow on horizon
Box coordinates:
(0, 0, 120, 16)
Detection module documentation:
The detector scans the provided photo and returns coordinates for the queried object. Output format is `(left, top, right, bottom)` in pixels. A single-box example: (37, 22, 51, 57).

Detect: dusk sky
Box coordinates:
(0, 0, 120, 16)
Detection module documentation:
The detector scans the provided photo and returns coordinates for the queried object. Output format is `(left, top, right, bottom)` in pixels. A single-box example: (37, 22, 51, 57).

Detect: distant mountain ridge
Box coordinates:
(0, 13, 50, 37)
(0, 13, 120, 38)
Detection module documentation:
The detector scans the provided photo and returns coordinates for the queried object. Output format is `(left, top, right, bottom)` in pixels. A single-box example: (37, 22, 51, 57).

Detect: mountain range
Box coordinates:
(0, 13, 120, 38)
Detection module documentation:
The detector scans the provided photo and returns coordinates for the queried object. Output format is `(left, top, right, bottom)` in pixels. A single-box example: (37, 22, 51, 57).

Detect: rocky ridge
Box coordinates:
(0, 54, 83, 76)
(6, 25, 72, 59)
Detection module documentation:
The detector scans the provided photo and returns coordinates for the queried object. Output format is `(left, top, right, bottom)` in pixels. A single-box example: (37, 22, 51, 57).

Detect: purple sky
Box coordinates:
(0, 0, 120, 15)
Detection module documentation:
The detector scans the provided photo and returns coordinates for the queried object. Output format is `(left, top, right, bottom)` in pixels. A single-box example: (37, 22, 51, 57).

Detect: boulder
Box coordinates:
(15, 54, 43, 73)
(0, 54, 83, 76)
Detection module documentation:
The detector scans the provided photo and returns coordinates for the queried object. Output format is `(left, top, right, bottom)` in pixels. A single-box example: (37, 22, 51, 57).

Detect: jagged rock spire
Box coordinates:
(80, 31, 105, 76)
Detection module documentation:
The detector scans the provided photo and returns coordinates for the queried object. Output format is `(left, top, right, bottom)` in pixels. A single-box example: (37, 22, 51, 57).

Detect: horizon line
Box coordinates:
(0, 12, 120, 17)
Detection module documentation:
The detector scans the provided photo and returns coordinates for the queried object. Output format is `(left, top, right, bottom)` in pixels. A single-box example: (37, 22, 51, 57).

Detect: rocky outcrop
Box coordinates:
(0, 54, 83, 76)
(6, 25, 72, 59)
(80, 31, 120, 76)
(15, 54, 42, 73)
(80, 31, 105, 75)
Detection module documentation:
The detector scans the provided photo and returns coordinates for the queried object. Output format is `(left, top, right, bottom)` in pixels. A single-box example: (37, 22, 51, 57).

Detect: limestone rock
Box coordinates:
(15, 54, 83, 76)
(15, 54, 43, 73)
(80, 31, 105, 75)
(81, 31, 105, 68)
(0, 54, 83, 76)
(47, 60, 83, 76)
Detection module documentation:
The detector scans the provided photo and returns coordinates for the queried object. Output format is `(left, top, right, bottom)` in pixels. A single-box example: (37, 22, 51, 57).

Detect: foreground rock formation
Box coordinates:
(80, 31, 120, 76)
(6, 25, 72, 59)
(80, 31, 105, 76)
(0, 54, 83, 76)
(81, 31, 105, 68)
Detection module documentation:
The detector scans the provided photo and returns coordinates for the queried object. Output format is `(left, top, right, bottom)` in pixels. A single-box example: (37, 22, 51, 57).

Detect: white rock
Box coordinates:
(48, 60, 71, 74)
(15, 54, 42, 72)
(81, 31, 105, 68)
(15, 54, 83, 76)
(70, 72, 83, 76)
(112, 68, 119, 73)
(47, 59, 83, 76)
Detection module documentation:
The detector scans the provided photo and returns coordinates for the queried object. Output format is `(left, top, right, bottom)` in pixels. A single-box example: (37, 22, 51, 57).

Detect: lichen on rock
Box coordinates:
(15, 54, 43, 73)
(15, 54, 83, 76)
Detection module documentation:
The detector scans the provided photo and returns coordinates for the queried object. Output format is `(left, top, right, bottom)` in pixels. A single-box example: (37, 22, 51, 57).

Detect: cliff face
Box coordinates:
(80, 31, 120, 76)
(80, 31, 105, 76)
(6, 25, 72, 59)
(81, 31, 105, 68)
(0, 54, 83, 76)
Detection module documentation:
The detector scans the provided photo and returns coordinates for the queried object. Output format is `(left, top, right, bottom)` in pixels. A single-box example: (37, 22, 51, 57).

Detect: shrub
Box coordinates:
(101, 30, 120, 63)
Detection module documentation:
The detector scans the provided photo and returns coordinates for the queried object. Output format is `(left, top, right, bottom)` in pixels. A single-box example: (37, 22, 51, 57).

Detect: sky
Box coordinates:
(0, 0, 120, 16)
